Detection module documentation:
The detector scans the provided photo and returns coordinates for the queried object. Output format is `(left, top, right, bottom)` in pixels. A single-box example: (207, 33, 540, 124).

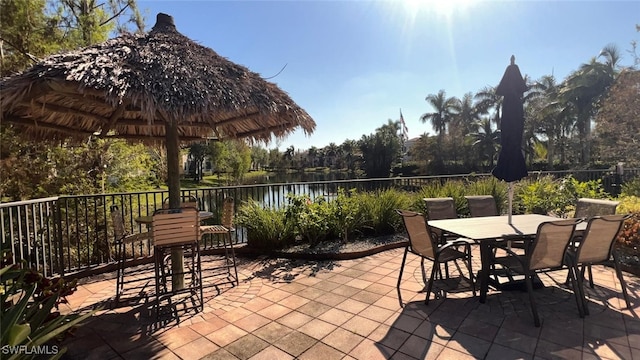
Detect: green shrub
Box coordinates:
(328, 188, 367, 242)
(514, 175, 608, 217)
(285, 194, 331, 246)
(516, 175, 570, 216)
(359, 189, 411, 236)
(236, 200, 290, 250)
(1, 251, 93, 360)
(621, 177, 640, 197)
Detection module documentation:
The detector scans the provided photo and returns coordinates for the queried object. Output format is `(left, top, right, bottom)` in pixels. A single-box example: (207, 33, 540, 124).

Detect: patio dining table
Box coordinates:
(428, 214, 584, 303)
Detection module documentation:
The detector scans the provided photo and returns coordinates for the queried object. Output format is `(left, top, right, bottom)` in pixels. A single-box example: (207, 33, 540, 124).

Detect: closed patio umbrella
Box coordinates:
(0, 13, 315, 288)
(492, 56, 528, 224)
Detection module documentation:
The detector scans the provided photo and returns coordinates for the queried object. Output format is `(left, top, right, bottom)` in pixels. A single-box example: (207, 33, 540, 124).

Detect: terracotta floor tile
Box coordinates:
(350, 338, 394, 360)
(322, 327, 365, 353)
(318, 307, 354, 326)
(155, 326, 203, 350)
(234, 312, 272, 332)
(342, 315, 382, 337)
(253, 322, 294, 343)
(225, 334, 269, 360)
(335, 298, 369, 314)
(298, 318, 337, 339)
(173, 337, 219, 360)
(273, 331, 317, 357)
(447, 331, 492, 359)
(257, 303, 292, 320)
(276, 310, 314, 329)
(298, 341, 345, 360)
(297, 300, 332, 317)
(248, 346, 295, 360)
(397, 335, 445, 360)
(279, 294, 310, 309)
(206, 324, 248, 347)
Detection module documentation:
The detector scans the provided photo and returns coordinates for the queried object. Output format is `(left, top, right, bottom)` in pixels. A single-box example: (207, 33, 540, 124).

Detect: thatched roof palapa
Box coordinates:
(0, 13, 316, 144)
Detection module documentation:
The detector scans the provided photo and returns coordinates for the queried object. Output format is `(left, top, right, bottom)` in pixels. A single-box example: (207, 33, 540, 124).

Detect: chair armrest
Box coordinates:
(440, 238, 475, 250)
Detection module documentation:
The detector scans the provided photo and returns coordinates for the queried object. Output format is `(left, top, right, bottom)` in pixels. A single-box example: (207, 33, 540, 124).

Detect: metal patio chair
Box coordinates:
(493, 219, 583, 327)
(199, 197, 238, 286)
(566, 214, 631, 314)
(152, 207, 203, 319)
(465, 195, 499, 217)
(110, 205, 152, 303)
(396, 209, 475, 306)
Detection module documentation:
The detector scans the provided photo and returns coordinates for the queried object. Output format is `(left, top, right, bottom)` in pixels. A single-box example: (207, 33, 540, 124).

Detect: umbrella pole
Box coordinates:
(166, 121, 185, 291)
(508, 182, 513, 225)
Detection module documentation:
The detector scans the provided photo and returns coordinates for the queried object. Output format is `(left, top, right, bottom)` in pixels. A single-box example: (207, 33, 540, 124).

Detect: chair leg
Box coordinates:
(419, 258, 427, 284)
(566, 262, 586, 318)
(465, 245, 476, 297)
(425, 260, 438, 305)
(587, 265, 594, 288)
(227, 231, 239, 286)
(115, 240, 124, 302)
(525, 270, 541, 327)
(612, 252, 631, 309)
(396, 247, 409, 307)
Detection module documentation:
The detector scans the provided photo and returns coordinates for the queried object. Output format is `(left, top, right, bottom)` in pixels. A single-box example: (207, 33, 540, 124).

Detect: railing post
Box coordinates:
(54, 198, 65, 277)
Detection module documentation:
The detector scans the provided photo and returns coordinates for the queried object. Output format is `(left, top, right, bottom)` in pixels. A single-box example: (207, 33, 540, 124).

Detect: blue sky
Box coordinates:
(137, 0, 639, 151)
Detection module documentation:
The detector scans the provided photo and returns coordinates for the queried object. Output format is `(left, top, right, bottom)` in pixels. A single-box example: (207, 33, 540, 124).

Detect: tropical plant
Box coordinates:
(328, 189, 367, 242)
(236, 201, 290, 250)
(1, 249, 93, 360)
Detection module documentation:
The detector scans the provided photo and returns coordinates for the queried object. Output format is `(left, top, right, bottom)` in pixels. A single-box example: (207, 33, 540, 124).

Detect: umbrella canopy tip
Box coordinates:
(510, 55, 515, 65)
(153, 13, 176, 31)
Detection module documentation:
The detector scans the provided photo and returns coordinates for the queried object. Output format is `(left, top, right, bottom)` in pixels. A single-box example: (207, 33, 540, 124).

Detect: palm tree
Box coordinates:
(474, 86, 502, 126)
(560, 51, 619, 164)
(468, 117, 500, 169)
(420, 90, 458, 143)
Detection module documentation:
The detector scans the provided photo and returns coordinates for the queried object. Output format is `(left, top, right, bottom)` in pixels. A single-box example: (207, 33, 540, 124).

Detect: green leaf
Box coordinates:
(7, 323, 31, 346)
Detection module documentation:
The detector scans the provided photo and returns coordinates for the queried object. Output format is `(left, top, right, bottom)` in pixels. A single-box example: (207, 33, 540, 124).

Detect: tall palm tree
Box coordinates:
(560, 52, 619, 164)
(474, 86, 502, 126)
(468, 117, 500, 169)
(420, 90, 458, 144)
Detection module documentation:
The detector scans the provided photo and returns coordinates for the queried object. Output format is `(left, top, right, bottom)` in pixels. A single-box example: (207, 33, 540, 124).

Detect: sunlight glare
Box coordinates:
(402, 0, 476, 19)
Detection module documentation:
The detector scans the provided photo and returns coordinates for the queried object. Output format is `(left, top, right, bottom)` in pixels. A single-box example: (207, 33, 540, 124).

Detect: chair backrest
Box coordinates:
(152, 207, 199, 247)
(162, 195, 198, 210)
(110, 205, 126, 240)
(574, 198, 619, 219)
(575, 215, 628, 264)
(465, 195, 498, 217)
(221, 197, 235, 228)
(423, 197, 457, 220)
(396, 209, 437, 258)
(529, 219, 579, 270)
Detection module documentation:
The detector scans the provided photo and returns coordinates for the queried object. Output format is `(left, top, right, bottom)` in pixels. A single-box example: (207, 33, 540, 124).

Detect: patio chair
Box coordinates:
(570, 198, 619, 285)
(110, 205, 152, 303)
(423, 197, 458, 220)
(465, 195, 498, 217)
(163, 195, 198, 210)
(493, 219, 583, 327)
(395, 210, 475, 306)
(199, 197, 238, 286)
(152, 207, 203, 319)
(566, 214, 631, 314)
(574, 198, 619, 219)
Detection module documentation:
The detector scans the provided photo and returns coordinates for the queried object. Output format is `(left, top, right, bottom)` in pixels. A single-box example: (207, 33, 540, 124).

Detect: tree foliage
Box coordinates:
(595, 70, 640, 167)
(359, 120, 402, 178)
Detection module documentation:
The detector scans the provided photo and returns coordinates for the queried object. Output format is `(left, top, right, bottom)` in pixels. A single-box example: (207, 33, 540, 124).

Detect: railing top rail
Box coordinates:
(0, 196, 60, 208)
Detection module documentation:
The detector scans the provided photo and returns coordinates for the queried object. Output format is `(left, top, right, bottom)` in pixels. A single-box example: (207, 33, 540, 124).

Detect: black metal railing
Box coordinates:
(1, 169, 637, 277)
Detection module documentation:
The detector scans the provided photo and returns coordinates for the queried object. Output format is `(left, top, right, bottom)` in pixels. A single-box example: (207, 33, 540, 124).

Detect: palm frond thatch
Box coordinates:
(0, 13, 315, 144)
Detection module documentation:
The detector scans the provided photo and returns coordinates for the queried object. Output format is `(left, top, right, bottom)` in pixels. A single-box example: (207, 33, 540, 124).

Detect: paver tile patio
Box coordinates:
(58, 247, 639, 359)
